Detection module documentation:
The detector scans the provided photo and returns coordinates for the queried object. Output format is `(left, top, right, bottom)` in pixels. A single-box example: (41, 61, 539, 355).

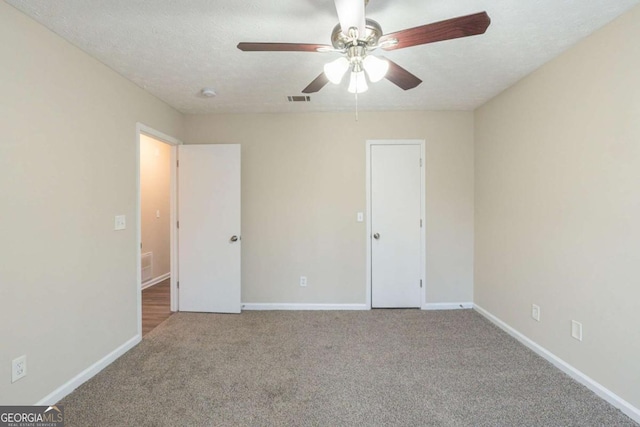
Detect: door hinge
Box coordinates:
(177, 281, 180, 289)
(420, 279, 423, 288)
(140, 242, 142, 250)
(420, 219, 423, 227)
(177, 160, 179, 167)
(177, 221, 179, 229)
(420, 158, 423, 167)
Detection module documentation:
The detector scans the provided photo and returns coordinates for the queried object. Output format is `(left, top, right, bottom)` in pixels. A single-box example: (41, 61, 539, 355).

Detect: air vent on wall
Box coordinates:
(287, 96, 311, 102)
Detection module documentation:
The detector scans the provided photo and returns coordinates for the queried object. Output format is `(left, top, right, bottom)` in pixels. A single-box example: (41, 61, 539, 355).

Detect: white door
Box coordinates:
(370, 143, 422, 308)
(178, 144, 241, 313)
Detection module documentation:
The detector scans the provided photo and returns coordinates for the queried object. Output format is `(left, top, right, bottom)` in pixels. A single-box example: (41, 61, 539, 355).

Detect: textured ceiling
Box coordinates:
(6, 0, 639, 114)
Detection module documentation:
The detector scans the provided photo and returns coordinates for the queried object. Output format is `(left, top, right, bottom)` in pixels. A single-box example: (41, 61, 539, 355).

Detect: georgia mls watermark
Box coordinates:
(0, 406, 64, 427)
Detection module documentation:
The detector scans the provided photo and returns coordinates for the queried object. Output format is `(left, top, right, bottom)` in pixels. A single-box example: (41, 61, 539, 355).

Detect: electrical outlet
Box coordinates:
(299, 276, 307, 287)
(571, 320, 583, 341)
(114, 215, 126, 230)
(531, 304, 540, 321)
(12, 355, 27, 383)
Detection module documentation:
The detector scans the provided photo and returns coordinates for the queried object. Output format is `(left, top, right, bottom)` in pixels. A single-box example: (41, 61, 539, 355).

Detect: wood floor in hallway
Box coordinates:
(142, 278, 172, 336)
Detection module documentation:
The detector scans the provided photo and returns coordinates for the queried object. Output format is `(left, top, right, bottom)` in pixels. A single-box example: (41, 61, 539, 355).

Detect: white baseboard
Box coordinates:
(422, 302, 473, 310)
(242, 303, 369, 311)
(141, 272, 170, 290)
(243, 303, 475, 311)
(36, 334, 141, 405)
(474, 304, 640, 424)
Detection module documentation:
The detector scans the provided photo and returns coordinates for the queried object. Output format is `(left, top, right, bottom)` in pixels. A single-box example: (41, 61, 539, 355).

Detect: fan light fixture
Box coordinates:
(348, 70, 368, 93)
(325, 54, 388, 94)
(362, 55, 389, 82)
(321, 22, 379, 117)
(324, 57, 350, 84)
(322, 25, 389, 94)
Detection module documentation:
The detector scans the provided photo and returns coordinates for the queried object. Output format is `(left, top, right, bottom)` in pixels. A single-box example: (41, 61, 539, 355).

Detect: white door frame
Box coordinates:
(365, 139, 426, 309)
(135, 123, 182, 338)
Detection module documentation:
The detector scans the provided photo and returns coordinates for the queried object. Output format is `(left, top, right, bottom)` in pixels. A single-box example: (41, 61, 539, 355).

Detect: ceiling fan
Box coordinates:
(237, 0, 491, 94)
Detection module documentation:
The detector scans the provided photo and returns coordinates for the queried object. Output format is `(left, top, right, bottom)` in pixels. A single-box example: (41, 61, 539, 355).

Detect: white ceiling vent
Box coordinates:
(287, 96, 311, 102)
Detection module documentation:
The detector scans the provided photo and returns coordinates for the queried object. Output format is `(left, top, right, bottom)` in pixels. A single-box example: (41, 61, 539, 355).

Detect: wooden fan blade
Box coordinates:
(383, 58, 422, 90)
(237, 42, 331, 52)
(302, 73, 330, 94)
(380, 11, 491, 51)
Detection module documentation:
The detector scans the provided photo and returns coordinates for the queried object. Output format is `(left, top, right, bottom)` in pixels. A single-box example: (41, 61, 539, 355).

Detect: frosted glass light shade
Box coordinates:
(363, 55, 389, 82)
(347, 70, 368, 94)
(323, 57, 350, 84)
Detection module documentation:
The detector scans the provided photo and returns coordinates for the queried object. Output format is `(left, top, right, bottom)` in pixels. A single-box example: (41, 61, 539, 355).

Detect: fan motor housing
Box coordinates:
(331, 19, 383, 49)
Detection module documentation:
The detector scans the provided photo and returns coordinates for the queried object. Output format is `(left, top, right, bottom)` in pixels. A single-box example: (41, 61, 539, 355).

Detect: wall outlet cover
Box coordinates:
(532, 304, 541, 321)
(12, 355, 27, 383)
(299, 276, 307, 287)
(114, 215, 126, 230)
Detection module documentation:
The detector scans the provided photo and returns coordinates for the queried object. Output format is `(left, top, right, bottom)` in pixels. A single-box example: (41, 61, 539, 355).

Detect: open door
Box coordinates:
(177, 144, 241, 313)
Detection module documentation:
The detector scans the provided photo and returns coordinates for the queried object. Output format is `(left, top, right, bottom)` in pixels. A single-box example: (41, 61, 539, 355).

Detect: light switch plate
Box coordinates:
(114, 215, 126, 230)
(571, 320, 583, 341)
(357, 212, 364, 222)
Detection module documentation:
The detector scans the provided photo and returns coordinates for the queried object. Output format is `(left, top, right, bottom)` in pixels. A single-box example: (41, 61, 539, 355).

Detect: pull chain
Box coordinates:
(355, 71, 359, 121)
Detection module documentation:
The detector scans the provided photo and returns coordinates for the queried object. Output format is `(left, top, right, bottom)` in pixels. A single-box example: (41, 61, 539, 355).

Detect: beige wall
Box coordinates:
(13, 0, 637, 410)
(475, 5, 640, 410)
(184, 111, 475, 305)
(140, 135, 172, 282)
(0, 2, 183, 404)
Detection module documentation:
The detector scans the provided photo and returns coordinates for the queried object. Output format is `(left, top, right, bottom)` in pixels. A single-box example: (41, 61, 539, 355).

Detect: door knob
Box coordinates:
(230, 235, 239, 242)
(373, 233, 380, 240)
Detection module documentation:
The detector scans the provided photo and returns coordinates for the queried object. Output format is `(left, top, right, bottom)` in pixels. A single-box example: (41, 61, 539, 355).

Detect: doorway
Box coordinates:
(140, 134, 172, 288)
(136, 124, 180, 337)
(366, 140, 425, 308)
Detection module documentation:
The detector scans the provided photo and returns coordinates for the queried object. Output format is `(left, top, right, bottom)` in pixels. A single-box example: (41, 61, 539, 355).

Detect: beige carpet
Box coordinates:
(60, 310, 636, 426)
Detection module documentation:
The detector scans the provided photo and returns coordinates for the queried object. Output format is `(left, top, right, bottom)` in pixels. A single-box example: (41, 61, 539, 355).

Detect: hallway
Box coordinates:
(142, 279, 172, 336)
